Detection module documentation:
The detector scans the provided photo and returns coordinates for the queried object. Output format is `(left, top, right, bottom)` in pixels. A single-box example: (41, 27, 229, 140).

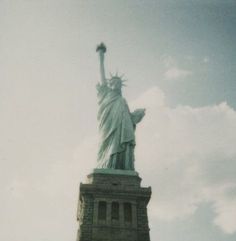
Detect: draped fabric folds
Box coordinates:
(97, 83, 135, 170)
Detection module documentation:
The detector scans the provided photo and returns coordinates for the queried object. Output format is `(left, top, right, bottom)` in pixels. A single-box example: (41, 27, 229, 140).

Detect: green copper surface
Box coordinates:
(96, 43, 145, 171)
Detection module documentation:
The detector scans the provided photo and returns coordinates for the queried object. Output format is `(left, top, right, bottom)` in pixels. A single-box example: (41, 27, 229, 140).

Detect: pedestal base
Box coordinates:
(76, 170, 151, 241)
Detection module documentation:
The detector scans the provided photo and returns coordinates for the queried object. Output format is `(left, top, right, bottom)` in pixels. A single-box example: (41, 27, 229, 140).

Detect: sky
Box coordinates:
(0, 1, 236, 241)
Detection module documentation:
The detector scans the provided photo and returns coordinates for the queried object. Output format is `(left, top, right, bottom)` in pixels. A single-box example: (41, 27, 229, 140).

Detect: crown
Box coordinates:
(109, 72, 127, 86)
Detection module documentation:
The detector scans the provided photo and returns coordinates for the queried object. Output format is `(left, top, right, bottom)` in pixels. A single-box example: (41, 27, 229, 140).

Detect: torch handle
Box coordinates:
(96, 43, 107, 84)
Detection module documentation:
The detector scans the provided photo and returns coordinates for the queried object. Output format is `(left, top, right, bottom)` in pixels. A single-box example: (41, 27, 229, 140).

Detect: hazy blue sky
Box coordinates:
(0, 1, 236, 241)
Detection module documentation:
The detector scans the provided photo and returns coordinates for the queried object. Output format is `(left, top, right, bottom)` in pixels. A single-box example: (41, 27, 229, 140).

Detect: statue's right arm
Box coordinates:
(96, 43, 107, 85)
(99, 52, 106, 84)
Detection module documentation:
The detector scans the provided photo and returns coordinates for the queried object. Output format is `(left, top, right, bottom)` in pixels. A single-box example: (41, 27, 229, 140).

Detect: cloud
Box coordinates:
(161, 55, 192, 80)
(211, 184, 236, 234)
(133, 87, 236, 234)
(164, 67, 192, 80)
(76, 86, 236, 234)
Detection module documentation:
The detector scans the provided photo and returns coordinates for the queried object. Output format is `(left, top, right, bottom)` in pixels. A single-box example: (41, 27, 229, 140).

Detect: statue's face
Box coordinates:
(109, 77, 122, 90)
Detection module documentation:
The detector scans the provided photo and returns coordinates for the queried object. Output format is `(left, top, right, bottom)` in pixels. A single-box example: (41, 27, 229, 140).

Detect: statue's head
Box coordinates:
(109, 74, 126, 91)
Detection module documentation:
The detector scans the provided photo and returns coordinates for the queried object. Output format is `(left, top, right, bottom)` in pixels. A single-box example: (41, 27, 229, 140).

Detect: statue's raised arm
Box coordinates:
(96, 43, 107, 85)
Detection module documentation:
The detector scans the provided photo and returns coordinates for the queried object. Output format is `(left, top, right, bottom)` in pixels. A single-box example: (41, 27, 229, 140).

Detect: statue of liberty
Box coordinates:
(96, 43, 145, 170)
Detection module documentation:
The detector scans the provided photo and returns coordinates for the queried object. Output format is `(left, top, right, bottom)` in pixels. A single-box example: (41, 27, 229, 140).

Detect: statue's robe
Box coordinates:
(97, 83, 135, 170)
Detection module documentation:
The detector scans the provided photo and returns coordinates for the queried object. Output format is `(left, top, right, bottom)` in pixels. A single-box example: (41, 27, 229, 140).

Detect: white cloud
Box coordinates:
(133, 87, 236, 233)
(161, 55, 192, 80)
(210, 184, 236, 234)
(164, 67, 192, 80)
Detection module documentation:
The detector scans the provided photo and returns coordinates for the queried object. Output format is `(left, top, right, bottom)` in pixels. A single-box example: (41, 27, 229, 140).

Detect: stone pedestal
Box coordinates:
(76, 169, 151, 241)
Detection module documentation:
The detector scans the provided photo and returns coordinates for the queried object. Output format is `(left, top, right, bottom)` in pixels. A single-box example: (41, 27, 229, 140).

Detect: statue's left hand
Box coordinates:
(131, 108, 146, 124)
